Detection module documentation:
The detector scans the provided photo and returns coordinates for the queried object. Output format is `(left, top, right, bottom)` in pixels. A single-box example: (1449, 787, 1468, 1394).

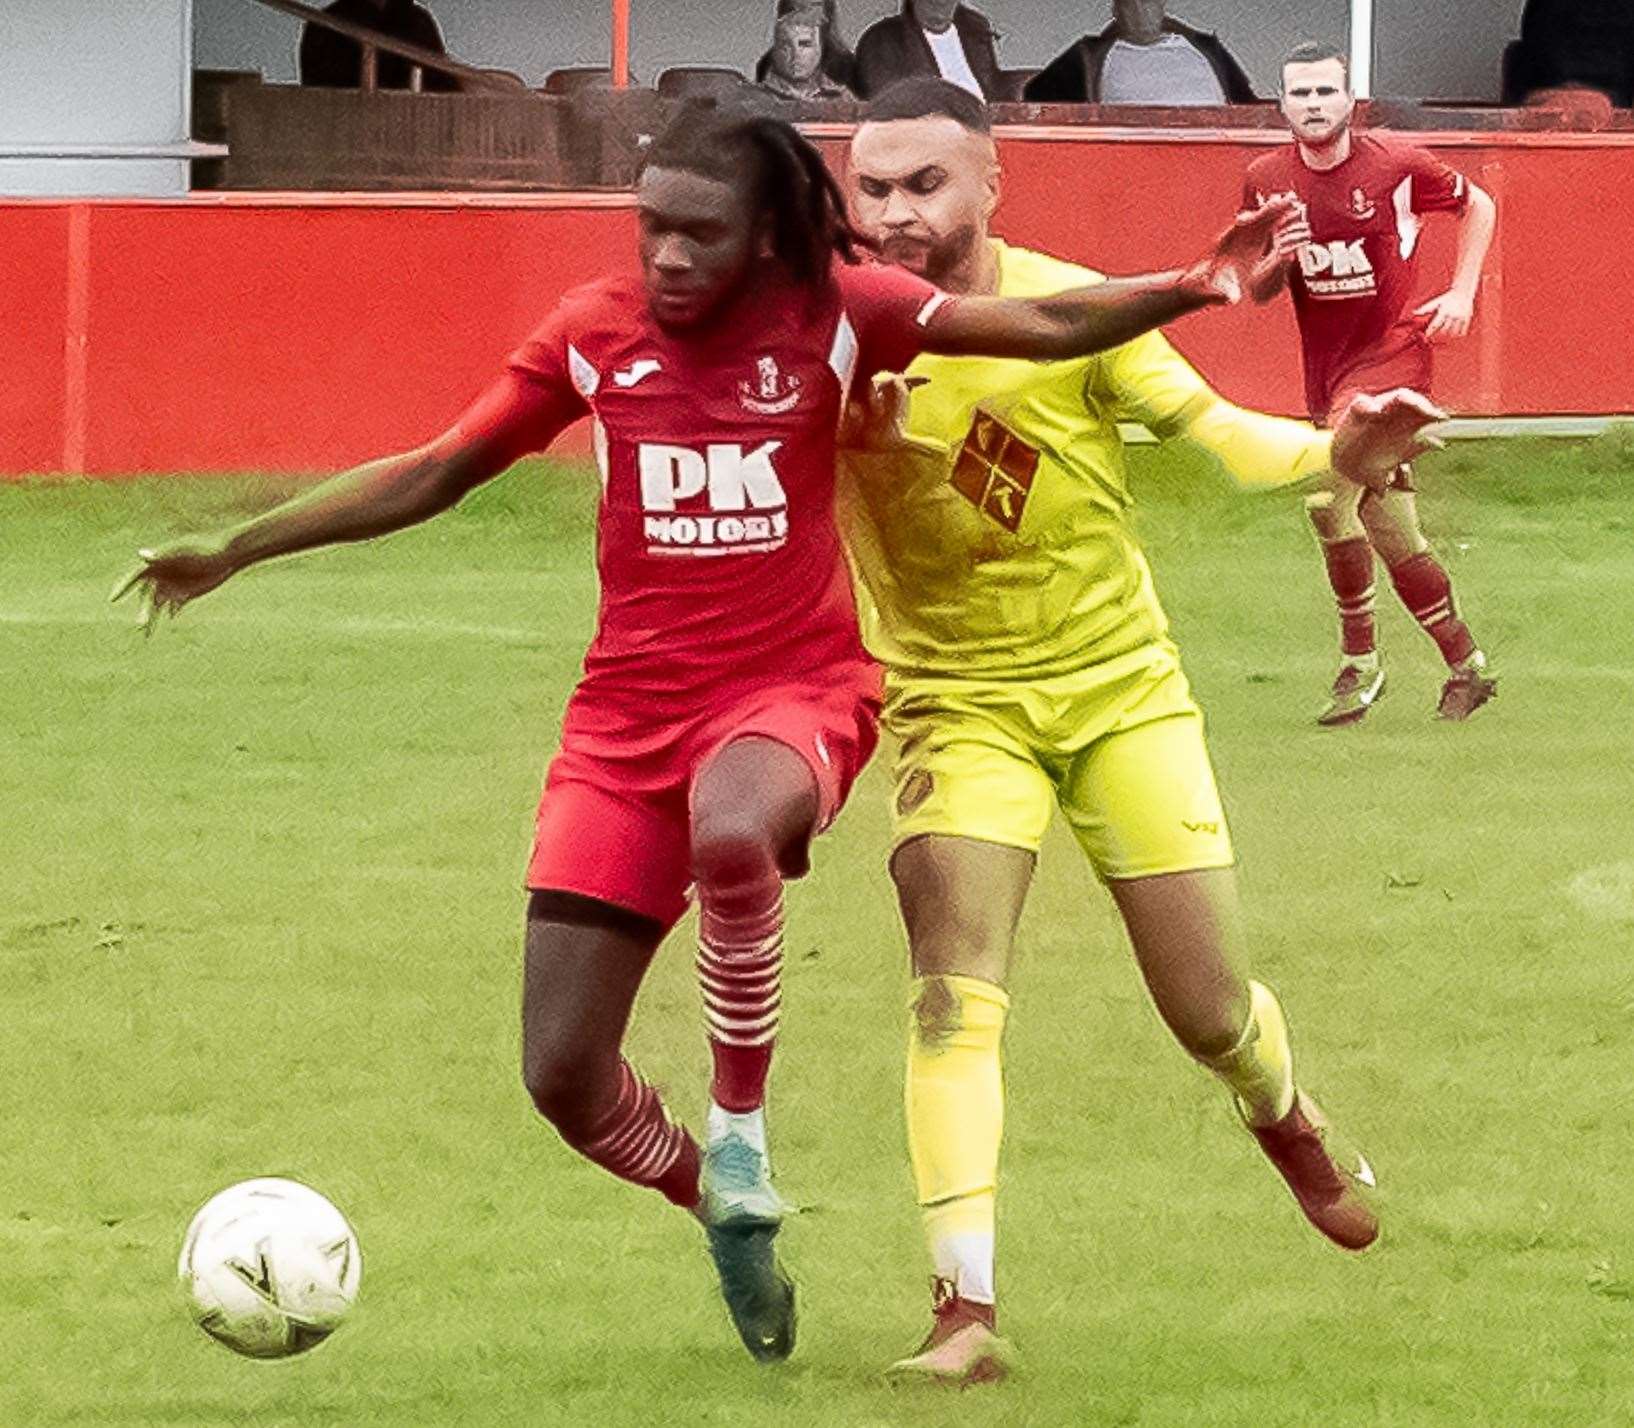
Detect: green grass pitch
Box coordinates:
(3, 437, 1632, 1425)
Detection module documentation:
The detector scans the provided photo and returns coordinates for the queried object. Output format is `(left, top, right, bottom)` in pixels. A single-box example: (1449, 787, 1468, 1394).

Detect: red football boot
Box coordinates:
(886, 1278, 1015, 1387)
(1250, 1091, 1379, 1251)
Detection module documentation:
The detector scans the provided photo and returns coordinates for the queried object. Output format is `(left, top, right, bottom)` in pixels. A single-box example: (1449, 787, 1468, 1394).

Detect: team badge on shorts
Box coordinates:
(897, 769, 935, 816)
(738, 355, 803, 415)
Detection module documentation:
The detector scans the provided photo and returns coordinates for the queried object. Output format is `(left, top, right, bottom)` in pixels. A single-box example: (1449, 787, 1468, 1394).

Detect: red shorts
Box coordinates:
(526, 679, 881, 930)
(1311, 335, 1433, 426)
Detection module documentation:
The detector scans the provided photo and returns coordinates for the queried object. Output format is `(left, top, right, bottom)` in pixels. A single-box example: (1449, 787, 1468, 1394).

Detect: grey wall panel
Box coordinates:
(0, 157, 187, 196)
(3, 0, 190, 144)
(1375, 0, 1525, 102)
(2, 0, 191, 194)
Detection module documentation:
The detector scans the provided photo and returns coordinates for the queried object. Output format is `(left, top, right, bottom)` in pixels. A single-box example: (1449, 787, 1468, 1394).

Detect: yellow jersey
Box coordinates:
(837, 240, 1332, 682)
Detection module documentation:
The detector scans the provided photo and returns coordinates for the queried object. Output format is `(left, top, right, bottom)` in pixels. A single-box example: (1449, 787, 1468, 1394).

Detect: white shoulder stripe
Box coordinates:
(1392, 174, 1421, 260)
(828, 313, 859, 399)
(567, 342, 600, 399)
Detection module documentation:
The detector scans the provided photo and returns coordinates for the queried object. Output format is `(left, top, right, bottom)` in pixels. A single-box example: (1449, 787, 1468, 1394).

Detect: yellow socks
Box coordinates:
(1199, 979, 1296, 1127)
(906, 974, 1009, 1304)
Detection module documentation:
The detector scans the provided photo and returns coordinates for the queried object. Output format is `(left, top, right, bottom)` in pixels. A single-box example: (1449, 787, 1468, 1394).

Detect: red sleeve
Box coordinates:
(449, 304, 589, 468)
(1405, 147, 1469, 216)
(835, 261, 955, 380)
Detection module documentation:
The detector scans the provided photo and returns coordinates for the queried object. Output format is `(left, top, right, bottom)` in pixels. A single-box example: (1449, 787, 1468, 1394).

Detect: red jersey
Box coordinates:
(456, 259, 948, 738)
(1245, 133, 1469, 417)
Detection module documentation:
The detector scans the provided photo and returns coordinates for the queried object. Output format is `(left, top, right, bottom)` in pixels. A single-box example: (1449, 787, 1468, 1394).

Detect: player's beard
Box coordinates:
(1298, 110, 1352, 155)
(880, 221, 984, 291)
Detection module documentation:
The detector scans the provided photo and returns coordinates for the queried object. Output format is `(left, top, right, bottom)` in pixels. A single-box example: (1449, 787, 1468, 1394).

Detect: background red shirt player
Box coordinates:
(118, 111, 1321, 1364)
(1246, 42, 1500, 725)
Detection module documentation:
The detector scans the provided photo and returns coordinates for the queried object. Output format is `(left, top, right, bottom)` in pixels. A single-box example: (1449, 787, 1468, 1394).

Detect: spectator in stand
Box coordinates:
(758, 4, 857, 100)
(854, 0, 1004, 101)
(1509, 0, 1633, 107)
(756, 0, 857, 94)
(300, 0, 460, 92)
(1026, 0, 1256, 105)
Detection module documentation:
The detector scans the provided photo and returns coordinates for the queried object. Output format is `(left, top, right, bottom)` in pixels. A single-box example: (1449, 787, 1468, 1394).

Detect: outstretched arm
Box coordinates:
(1106, 330, 1444, 493)
(918, 197, 1297, 361)
(919, 270, 1220, 362)
(112, 373, 577, 631)
(1174, 388, 1446, 493)
(1174, 389, 1446, 493)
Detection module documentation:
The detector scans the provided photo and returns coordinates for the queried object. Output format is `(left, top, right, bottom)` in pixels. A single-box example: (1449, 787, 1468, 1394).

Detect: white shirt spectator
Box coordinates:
(1100, 31, 1228, 105)
(922, 23, 984, 97)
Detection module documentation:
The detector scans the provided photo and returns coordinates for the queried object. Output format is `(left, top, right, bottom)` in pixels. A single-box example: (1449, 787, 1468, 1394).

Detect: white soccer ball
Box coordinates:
(178, 1177, 362, 1359)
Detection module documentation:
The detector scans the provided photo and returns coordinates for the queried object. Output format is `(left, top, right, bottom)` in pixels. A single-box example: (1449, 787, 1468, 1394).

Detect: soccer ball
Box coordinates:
(178, 1177, 362, 1359)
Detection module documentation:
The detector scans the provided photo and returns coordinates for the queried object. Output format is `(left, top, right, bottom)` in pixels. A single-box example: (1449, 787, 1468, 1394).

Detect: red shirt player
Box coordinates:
(117, 112, 1291, 1363)
(1247, 42, 1499, 725)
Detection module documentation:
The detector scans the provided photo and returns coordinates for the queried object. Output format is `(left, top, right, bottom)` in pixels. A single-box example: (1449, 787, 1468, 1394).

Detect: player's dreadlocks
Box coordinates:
(641, 108, 863, 287)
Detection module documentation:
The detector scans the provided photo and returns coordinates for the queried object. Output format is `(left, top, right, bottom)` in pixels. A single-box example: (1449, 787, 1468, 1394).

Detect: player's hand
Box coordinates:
(1268, 207, 1312, 262)
(1414, 289, 1475, 343)
(838, 373, 938, 455)
(110, 535, 239, 636)
(1183, 195, 1301, 306)
(1330, 389, 1449, 492)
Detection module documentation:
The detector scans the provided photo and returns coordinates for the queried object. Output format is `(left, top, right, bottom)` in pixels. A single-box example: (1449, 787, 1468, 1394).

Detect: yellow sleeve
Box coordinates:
(1100, 329, 1334, 491)
(1176, 398, 1334, 491)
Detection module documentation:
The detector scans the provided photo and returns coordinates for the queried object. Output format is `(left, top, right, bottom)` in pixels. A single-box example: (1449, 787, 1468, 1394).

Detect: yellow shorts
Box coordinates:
(884, 641, 1234, 881)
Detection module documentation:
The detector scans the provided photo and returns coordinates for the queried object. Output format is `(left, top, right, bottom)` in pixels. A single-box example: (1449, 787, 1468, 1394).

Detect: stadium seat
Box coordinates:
(545, 66, 619, 95)
(1501, 41, 1538, 104)
(996, 67, 1041, 101)
(1506, 1, 1634, 107)
(656, 66, 749, 101)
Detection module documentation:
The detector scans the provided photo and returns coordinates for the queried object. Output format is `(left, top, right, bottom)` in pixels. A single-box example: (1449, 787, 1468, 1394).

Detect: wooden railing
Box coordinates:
(243, 0, 535, 96)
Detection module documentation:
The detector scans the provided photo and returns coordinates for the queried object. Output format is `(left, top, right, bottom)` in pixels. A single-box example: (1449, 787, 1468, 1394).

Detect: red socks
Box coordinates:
(1322, 537, 1478, 670)
(1321, 536, 1378, 659)
(697, 876, 784, 1113)
(1388, 551, 1477, 667)
(574, 1060, 701, 1209)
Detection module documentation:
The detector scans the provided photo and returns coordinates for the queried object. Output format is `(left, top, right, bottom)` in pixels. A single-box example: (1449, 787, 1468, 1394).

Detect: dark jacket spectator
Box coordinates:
(1511, 0, 1633, 106)
(758, 5, 856, 101)
(854, 2, 1004, 101)
(755, 0, 857, 92)
(300, 0, 460, 92)
(1025, 5, 1256, 105)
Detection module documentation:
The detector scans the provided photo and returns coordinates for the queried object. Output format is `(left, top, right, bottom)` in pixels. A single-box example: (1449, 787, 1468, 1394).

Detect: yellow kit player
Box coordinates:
(841, 79, 1441, 1386)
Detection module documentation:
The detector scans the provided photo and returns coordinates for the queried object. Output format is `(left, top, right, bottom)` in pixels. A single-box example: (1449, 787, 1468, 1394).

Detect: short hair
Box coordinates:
(642, 108, 860, 286)
(774, 1, 824, 33)
(862, 77, 993, 134)
(1281, 42, 1350, 85)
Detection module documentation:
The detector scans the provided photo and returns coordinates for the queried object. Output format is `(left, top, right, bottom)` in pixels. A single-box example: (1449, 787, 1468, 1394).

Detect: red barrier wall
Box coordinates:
(5, 131, 1630, 476)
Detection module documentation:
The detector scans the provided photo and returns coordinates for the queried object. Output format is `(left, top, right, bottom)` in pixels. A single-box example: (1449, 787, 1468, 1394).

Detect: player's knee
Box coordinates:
(691, 820, 776, 891)
(1158, 988, 1251, 1062)
(521, 1049, 600, 1141)
(1181, 1017, 1244, 1062)
(1305, 496, 1353, 540)
(1359, 502, 1428, 564)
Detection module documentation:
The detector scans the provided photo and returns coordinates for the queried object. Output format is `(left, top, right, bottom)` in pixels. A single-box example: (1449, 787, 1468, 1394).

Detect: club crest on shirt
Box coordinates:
(1350, 186, 1376, 220)
(738, 355, 803, 415)
(949, 411, 1039, 534)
